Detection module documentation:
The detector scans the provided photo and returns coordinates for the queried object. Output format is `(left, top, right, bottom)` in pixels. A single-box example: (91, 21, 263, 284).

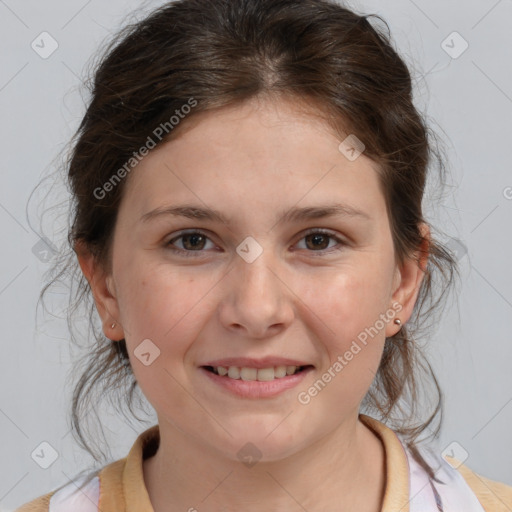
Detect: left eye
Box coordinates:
(166, 229, 345, 256)
(296, 230, 344, 251)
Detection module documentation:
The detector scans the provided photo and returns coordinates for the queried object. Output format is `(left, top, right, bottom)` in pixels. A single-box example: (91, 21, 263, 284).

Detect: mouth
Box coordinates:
(199, 364, 314, 398)
(201, 364, 313, 381)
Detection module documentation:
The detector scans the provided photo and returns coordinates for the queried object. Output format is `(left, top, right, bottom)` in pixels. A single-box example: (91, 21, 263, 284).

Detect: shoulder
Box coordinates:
(399, 434, 512, 512)
(14, 492, 54, 512)
(447, 456, 512, 512)
(14, 473, 100, 512)
(14, 425, 155, 512)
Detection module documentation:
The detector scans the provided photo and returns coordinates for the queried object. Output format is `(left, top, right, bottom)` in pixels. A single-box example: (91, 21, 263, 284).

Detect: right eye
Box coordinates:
(166, 230, 217, 256)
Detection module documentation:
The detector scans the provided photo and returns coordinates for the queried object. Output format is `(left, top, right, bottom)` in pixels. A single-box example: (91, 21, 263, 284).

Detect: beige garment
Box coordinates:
(15, 414, 512, 511)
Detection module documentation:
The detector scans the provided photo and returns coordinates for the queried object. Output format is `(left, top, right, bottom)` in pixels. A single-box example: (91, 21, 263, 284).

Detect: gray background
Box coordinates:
(1, 0, 511, 509)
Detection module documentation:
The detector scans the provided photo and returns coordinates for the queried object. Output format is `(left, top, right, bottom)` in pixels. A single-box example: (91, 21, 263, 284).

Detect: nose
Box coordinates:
(218, 247, 295, 339)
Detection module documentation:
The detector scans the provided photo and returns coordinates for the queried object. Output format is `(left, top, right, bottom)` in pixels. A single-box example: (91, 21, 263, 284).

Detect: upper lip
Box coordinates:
(201, 357, 313, 369)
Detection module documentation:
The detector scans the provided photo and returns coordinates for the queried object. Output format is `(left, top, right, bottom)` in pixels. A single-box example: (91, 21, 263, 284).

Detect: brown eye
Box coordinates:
(304, 233, 331, 250)
(295, 229, 346, 254)
(180, 233, 207, 250)
(167, 231, 215, 256)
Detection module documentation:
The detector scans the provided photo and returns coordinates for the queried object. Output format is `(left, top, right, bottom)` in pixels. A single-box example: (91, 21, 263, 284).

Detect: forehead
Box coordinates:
(118, 96, 385, 225)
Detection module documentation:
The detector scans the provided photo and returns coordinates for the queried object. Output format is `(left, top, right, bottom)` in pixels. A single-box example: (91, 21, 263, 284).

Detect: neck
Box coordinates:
(143, 414, 386, 512)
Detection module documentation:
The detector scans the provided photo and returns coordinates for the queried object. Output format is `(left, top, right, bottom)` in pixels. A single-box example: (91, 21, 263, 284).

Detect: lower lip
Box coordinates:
(199, 366, 314, 398)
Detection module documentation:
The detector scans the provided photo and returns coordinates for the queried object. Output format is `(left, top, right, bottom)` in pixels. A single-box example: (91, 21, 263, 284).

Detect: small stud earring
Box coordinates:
(111, 323, 116, 329)
(394, 319, 402, 326)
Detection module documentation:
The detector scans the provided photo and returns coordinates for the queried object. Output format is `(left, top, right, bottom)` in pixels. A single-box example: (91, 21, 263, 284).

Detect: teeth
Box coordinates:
(286, 365, 297, 375)
(227, 366, 240, 379)
(275, 366, 288, 378)
(240, 367, 258, 380)
(213, 365, 303, 381)
(217, 366, 228, 376)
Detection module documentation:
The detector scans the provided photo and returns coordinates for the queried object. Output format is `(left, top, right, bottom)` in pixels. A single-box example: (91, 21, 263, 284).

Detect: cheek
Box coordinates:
(308, 263, 393, 329)
(115, 264, 216, 408)
(115, 261, 215, 352)
(297, 261, 393, 371)
(296, 273, 391, 409)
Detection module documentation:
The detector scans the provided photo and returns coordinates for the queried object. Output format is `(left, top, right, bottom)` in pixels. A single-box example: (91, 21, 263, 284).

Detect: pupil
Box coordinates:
(307, 233, 328, 250)
(184, 234, 204, 250)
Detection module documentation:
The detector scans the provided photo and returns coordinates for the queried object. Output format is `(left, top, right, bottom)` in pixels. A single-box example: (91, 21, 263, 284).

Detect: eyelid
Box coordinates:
(300, 227, 343, 239)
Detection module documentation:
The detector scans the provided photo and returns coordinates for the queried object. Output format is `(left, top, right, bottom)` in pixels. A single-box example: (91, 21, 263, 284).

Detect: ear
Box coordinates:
(74, 240, 123, 340)
(385, 223, 430, 337)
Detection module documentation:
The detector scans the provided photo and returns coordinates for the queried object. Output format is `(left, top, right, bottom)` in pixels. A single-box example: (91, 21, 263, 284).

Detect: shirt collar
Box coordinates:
(359, 414, 411, 511)
(100, 414, 411, 512)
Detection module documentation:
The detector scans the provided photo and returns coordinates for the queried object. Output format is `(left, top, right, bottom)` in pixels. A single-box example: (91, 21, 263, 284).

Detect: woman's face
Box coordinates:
(81, 95, 425, 461)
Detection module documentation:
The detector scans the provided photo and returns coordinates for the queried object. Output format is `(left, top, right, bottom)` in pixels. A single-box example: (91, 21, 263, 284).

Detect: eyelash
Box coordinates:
(165, 228, 347, 258)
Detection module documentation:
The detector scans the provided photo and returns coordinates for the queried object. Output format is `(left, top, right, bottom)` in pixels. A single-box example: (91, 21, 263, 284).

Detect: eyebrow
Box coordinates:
(139, 202, 371, 225)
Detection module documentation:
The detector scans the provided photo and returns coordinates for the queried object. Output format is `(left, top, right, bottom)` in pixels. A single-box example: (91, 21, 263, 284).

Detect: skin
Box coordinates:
(77, 95, 429, 512)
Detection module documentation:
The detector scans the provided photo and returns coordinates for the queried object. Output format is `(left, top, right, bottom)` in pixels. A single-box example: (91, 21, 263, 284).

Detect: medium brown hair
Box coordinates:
(39, 0, 458, 480)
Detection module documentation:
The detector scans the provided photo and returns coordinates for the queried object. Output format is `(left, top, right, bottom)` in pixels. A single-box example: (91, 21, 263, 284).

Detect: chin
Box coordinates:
(206, 425, 307, 465)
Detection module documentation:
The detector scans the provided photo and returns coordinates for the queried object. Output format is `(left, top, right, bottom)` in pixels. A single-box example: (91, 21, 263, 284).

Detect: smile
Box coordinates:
(200, 365, 314, 398)
(204, 365, 310, 381)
